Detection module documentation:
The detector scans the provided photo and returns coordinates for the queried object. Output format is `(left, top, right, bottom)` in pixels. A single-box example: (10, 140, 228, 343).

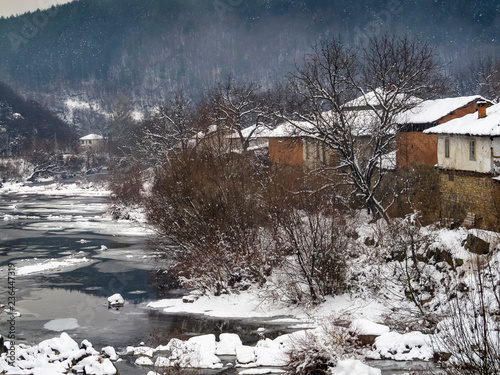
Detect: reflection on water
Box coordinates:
(0, 182, 295, 375)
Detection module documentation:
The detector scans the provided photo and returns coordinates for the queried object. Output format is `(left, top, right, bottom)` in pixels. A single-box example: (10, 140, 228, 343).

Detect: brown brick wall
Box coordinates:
(396, 132, 438, 168)
(269, 138, 304, 167)
(437, 102, 483, 124)
(439, 170, 500, 230)
(396, 101, 492, 169)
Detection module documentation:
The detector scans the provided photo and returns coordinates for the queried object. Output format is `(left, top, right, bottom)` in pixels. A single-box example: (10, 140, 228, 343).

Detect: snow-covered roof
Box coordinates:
(344, 88, 420, 109)
(268, 109, 388, 139)
(424, 103, 500, 137)
(397, 95, 492, 124)
(269, 90, 418, 139)
(80, 134, 104, 140)
(267, 120, 320, 138)
(226, 124, 274, 139)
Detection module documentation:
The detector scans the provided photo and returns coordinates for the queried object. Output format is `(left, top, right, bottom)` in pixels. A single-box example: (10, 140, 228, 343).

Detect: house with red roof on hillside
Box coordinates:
(396, 95, 493, 169)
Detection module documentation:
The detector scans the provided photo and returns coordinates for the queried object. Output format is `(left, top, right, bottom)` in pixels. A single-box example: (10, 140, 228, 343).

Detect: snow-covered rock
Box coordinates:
(368, 331, 433, 361)
(136, 356, 154, 366)
(38, 332, 79, 354)
(132, 346, 154, 358)
(0, 333, 117, 375)
(102, 346, 119, 361)
(350, 319, 390, 336)
(216, 333, 242, 355)
(154, 335, 223, 369)
(236, 345, 256, 364)
(107, 293, 124, 307)
(331, 359, 381, 375)
(79, 356, 117, 374)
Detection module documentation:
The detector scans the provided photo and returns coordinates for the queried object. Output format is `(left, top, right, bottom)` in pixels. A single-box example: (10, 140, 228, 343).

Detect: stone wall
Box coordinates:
(437, 101, 482, 124)
(439, 169, 500, 230)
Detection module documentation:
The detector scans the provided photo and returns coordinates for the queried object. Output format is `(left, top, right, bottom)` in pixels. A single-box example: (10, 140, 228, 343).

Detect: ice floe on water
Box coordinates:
(13, 256, 92, 275)
(1, 181, 152, 237)
(43, 318, 80, 332)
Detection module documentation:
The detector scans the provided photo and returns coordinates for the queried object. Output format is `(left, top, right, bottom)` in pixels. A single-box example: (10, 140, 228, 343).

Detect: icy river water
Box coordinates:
(0, 180, 440, 374)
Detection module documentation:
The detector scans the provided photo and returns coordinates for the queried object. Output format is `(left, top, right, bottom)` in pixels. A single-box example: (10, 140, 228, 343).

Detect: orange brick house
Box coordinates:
(396, 96, 493, 169)
(268, 94, 494, 175)
(267, 121, 336, 170)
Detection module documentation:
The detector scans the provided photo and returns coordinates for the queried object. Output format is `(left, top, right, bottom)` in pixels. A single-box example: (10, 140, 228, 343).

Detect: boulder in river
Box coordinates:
(107, 293, 125, 307)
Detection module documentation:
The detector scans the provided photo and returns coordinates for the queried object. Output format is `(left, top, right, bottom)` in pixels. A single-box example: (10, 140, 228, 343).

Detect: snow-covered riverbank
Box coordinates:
(1, 180, 498, 374)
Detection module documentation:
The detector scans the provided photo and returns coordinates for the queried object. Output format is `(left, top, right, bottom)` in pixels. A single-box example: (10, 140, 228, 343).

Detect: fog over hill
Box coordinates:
(0, 0, 499, 134)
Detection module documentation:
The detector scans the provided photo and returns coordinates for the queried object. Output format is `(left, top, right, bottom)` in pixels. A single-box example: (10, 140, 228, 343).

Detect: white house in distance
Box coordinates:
(79, 133, 105, 152)
(424, 102, 500, 175)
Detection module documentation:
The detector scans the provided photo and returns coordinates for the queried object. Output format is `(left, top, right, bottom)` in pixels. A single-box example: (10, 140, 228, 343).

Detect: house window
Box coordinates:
(469, 140, 476, 161)
(445, 138, 450, 158)
(88, 140, 92, 145)
(81, 140, 84, 145)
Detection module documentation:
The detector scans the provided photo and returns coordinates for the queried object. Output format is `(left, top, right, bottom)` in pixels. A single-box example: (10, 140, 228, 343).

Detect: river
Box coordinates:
(0, 180, 440, 374)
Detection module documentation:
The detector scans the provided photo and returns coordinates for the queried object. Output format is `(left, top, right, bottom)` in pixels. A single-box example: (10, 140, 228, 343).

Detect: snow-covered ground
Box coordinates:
(144, 214, 499, 374)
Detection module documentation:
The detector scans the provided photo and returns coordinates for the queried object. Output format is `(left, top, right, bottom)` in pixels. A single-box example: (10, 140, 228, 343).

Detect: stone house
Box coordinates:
(423, 102, 500, 229)
(396, 95, 493, 169)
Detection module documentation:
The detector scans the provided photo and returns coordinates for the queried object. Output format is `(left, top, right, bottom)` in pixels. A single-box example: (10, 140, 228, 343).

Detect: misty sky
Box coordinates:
(0, 0, 74, 18)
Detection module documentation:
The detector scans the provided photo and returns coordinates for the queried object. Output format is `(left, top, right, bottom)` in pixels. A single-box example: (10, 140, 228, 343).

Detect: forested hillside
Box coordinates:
(0, 82, 77, 156)
(0, 0, 499, 134)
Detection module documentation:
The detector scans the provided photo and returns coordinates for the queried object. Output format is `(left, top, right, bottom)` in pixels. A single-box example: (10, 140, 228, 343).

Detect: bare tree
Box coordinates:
(283, 34, 445, 222)
(0, 101, 14, 156)
(210, 77, 272, 152)
(109, 94, 136, 158)
(467, 56, 500, 102)
(137, 92, 197, 164)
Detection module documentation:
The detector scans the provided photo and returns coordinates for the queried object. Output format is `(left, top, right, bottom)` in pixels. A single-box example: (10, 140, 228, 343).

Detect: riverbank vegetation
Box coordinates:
(102, 34, 500, 373)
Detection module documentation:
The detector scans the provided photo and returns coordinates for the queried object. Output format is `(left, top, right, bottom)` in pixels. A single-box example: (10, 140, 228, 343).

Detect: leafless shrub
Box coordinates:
(434, 255, 500, 375)
(145, 149, 281, 295)
(284, 320, 357, 375)
(286, 332, 339, 375)
(265, 169, 352, 304)
(0, 157, 24, 181)
(385, 213, 437, 319)
(108, 162, 145, 205)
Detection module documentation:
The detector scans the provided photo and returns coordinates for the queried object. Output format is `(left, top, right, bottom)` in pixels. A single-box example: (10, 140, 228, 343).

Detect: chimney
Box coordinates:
(478, 101, 488, 119)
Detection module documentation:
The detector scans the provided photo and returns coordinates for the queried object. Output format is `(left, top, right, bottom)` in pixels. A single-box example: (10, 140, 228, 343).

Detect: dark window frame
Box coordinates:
(469, 139, 476, 161)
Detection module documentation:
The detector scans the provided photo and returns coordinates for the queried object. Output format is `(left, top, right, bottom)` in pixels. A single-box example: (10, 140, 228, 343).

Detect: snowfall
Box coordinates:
(1, 180, 499, 374)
